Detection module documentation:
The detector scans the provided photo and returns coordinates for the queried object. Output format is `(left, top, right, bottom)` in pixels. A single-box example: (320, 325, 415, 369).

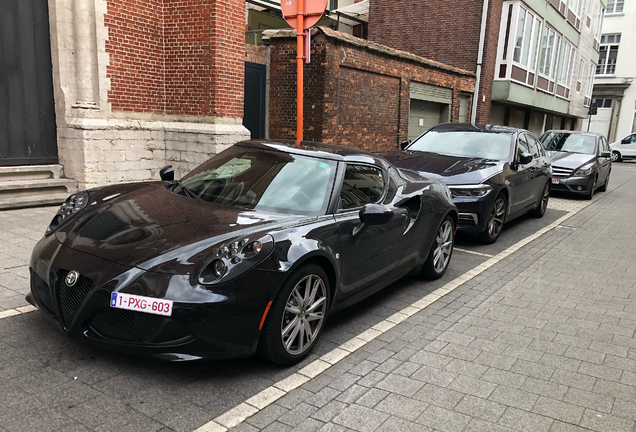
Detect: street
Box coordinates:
(2, 162, 636, 432)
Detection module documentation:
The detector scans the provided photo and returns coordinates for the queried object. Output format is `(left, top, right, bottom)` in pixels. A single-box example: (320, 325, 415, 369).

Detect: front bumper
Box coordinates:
(452, 193, 497, 234)
(28, 235, 284, 361)
(550, 175, 594, 195)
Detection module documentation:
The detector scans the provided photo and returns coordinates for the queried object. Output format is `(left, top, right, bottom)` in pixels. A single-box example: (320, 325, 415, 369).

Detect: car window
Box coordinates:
(541, 132, 596, 154)
(631, 135, 636, 144)
(526, 134, 542, 159)
(601, 137, 609, 152)
(339, 164, 385, 210)
(180, 147, 337, 215)
(517, 134, 530, 162)
(407, 130, 512, 160)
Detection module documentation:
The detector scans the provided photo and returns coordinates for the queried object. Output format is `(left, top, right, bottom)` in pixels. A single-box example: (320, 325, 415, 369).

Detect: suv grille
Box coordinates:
(89, 309, 163, 342)
(552, 166, 574, 177)
(31, 270, 55, 314)
(57, 272, 94, 329)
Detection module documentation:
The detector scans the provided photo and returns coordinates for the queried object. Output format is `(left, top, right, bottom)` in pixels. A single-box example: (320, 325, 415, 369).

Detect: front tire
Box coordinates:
(531, 181, 550, 218)
(612, 151, 622, 162)
(258, 264, 329, 365)
(421, 215, 455, 280)
(585, 176, 597, 200)
(478, 194, 507, 244)
(598, 171, 610, 192)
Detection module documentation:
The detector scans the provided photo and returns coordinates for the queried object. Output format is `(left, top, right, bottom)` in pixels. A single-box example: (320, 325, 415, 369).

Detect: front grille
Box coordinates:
(552, 166, 574, 177)
(31, 270, 55, 313)
(57, 272, 94, 329)
(89, 308, 163, 342)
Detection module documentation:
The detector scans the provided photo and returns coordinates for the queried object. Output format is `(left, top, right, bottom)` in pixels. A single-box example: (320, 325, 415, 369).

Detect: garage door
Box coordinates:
(408, 99, 445, 140)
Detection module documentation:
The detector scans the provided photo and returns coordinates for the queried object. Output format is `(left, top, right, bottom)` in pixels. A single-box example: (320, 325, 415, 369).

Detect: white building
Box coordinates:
(586, 0, 636, 142)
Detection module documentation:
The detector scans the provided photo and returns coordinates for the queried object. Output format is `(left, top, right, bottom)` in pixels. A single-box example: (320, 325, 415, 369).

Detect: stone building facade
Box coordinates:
(41, 0, 249, 189)
(264, 28, 475, 152)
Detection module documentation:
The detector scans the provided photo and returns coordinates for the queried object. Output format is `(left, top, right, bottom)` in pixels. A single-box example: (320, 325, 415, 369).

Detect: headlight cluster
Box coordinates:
(198, 235, 273, 285)
(46, 191, 89, 235)
(448, 184, 493, 199)
(574, 163, 594, 177)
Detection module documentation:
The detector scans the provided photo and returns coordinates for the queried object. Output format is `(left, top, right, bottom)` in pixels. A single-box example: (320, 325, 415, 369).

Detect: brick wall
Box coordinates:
(245, 44, 267, 65)
(368, 0, 503, 124)
(105, 0, 244, 118)
(266, 28, 475, 152)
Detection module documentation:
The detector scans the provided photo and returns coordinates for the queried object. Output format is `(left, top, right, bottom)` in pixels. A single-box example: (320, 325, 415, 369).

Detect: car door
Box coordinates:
(334, 163, 410, 298)
(598, 136, 611, 179)
(506, 133, 535, 215)
(527, 133, 550, 194)
(622, 134, 636, 157)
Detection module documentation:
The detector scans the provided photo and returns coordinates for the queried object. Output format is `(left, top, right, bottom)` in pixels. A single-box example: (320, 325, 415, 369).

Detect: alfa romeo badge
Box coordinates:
(65, 270, 79, 287)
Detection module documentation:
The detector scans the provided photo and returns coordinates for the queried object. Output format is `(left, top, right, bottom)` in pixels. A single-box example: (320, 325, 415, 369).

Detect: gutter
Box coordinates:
(471, 0, 490, 124)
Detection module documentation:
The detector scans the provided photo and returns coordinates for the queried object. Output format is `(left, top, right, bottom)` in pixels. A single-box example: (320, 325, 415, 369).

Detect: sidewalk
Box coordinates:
(215, 170, 636, 431)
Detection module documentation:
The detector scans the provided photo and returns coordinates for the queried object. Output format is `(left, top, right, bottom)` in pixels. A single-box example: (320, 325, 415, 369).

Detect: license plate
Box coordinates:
(552, 178, 560, 184)
(110, 292, 173, 316)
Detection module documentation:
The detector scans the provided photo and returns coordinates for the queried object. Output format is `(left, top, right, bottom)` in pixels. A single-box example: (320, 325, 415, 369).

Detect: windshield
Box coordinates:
(540, 132, 596, 155)
(178, 147, 337, 215)
(408, 131, 512, 160)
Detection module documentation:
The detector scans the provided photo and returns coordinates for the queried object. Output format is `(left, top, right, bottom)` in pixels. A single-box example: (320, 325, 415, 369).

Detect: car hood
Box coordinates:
(383, 151, 506, 185)
(546, 151, 595, 169)
(56, 182, 306, 273)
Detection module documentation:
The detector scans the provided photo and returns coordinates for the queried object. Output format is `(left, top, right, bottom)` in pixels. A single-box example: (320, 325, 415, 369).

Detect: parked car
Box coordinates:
(610, 132, 636, 162)
(385, 123, 551, 244)
(28, 140, 458, 365)
(539, 131, 611, 200)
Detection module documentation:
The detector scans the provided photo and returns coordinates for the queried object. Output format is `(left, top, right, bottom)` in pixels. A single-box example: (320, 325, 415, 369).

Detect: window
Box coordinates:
(597, 34, 620, 74)
(558, 41, 575, 89)
(606, 0, 624, 13)
(576, 59, 585, 92)
(569, 0, 583, 17)
(592, 98, 613, 108)
(584, 62, 595, 106)
(513, 6, 541, 67)
(539, 26, 561, 80)
(517, 134, 530, 161)
(595, 5, 605, 41)
(339, 165, 385, 210)
(526, 134, 542, 158)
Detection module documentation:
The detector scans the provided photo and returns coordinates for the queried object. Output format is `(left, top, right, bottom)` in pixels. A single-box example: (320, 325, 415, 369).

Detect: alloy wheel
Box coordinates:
(540, 183, 549, 213)
(611, 151, 620, 162)
(433, 220, 454, 273)
(281, 274, 327, 355)
(487, 198, 506, 238)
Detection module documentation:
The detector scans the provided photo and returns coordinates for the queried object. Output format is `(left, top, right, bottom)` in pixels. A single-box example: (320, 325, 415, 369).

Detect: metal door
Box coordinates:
(0, 0, 57, 166)
(243, 62, 266, 140)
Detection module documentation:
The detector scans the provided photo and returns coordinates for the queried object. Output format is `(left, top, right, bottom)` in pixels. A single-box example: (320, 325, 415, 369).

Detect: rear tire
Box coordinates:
(258, 264, 329, 365)
(612, 151, 622, 162)
(421, 215, 455, 280)
(478, 194, 507, 245)
(531, 182, 550, 218)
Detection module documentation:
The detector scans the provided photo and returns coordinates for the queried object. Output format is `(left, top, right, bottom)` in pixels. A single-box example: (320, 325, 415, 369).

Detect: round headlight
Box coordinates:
(213, 260, 227, 277)
(198, 259, 227, 284)
(251, 241, 262, 254)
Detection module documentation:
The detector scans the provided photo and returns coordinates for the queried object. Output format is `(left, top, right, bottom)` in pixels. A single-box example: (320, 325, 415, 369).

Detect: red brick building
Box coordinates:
(265, 28, 476, 150)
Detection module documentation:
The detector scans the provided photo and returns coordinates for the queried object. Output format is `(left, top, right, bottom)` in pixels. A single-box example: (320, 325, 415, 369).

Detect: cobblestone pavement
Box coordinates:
(1, 163, 636, 432)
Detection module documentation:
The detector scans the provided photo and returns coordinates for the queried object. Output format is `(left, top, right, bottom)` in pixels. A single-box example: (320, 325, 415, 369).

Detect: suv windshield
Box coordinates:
(408, 131, 512, 160)
(177, 146, 337, 215)
(540, 132, 596, 155)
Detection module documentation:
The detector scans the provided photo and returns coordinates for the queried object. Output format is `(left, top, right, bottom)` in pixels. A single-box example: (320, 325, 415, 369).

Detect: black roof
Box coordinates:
(430, 123, 524, 135)
(237, 139, 390, 167)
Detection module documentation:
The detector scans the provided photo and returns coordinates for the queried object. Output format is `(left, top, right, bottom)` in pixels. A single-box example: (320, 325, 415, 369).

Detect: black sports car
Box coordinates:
(385, 124, 552, 244)
(28, 140, 457, 365)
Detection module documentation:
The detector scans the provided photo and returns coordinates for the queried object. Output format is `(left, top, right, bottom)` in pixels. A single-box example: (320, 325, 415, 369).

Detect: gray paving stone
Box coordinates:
(448, 375, 496, 399)
(531, 396, 584, 424)
(480, 368, 527, 389)
(356, 388, 389, 409)
(464, 418, 516, 432)
(335, 385, 368, 405)
(520, 377, 569, 400)
(278, 402, 319, 428)
(455, 395, 506, 423)
(374, 393, 428, 421)
(411, 364, 457, 387)
(444, 358, 489, 378)
(563, 387, 614, 414)
(375, 374, 424, 397)
(308, 387, 342, 409)
(578, 361, 622, 382)
(247, 404, 290, 429)
(612, 399, 636, 422)
(488, 386, 539, 411)
(413, 384, 465, 409)
(311, 401, 348, 423)
(498, 407, 553, 432)
(580, 409, 635, 432)
(510, 359, 555, 380)
(549, 368, 596, 392)
(331, 404, 389, 432)
(378, 416, 432, 432)
(415, 405, 471, 432)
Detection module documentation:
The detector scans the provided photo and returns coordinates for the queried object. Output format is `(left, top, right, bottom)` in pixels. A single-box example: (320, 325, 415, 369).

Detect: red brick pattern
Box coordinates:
(267, 29, 475, 152)
(105, 0, 244, 118)
(368, 0, 504, 124)
(245, 44, 267, 65)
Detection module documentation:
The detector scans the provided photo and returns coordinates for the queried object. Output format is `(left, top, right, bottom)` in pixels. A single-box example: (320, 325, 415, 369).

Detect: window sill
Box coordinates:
(604, 12, 625, 17)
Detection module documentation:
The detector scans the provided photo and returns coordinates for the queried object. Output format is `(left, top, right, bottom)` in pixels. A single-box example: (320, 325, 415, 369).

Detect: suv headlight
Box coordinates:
(574, 163, 594, 177)
(46, 191, 89, 235)
(448, 184, 493, 199)
(198, 235, 274, 285)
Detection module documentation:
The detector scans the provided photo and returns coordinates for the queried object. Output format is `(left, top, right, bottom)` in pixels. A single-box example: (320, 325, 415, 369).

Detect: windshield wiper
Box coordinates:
(175, 180, 198, 199)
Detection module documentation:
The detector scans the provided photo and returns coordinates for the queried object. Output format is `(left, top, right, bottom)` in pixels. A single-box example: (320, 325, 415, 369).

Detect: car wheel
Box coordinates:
(478, 194, 507, 245)
(585, 176, 597, 200)
(421, 215, 455, 280)
(611, 151, 622, 162)
(259, 264, 329, 365)
(531, 181, 550, 218)
(598, 171, 610, 192)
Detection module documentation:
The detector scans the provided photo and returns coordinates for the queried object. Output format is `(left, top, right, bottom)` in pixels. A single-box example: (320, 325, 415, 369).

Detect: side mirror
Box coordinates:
(352, 204, 394, 241)
(160, 165, 175, 181)
(518, 153, 533, 165)
(601, 151, 611, 158)
(400, 140, 411, 150)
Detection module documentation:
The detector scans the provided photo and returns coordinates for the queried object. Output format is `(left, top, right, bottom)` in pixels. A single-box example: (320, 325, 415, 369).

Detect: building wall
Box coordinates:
(266, 28, 475, 152)
(48, 0, 250, 189)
